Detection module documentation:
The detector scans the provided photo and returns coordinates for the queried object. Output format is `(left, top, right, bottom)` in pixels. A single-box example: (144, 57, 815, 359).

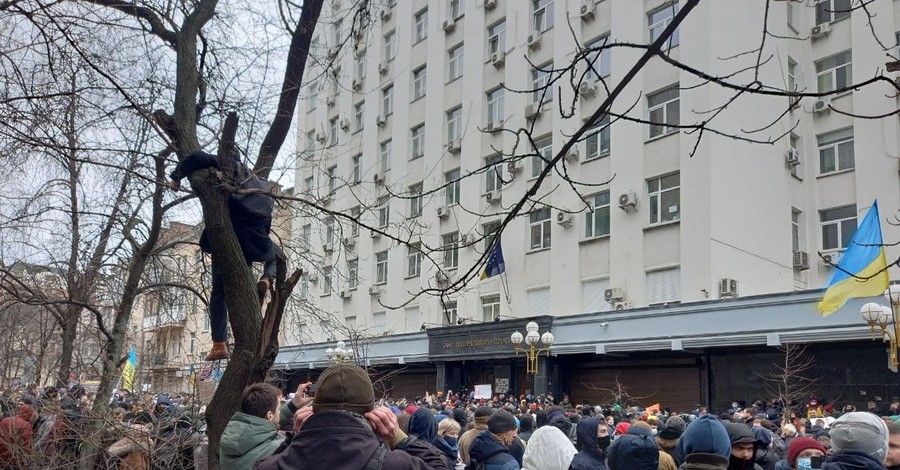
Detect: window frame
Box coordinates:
(351, 155, 361, 184)
(485, 155, 503, 193)
(323, 266, 333, 295)
(412, 66, 427, 101)
(446, 106, 462, 143)
(380, 140, 392, 173)
(817, 127, 854, 175)
(488, 20, 506, 56)
(585, 115, 611, 160)
(350, 206, 361, 237)
(647, 84, 680, 139)
(816, 0, 851, 25)
(585, 35, 612, 82)
(407, 242, 423, 277)
(329, 117, 339, 145)
(532, 0, 554, 33)
(529, 207, 552, 250)
(445, 168, 461, 206)
(442, 232, 459, 270)
(815, 51, 852, 94)
(348, 259, 359, 290)
(415, 8, 428, 42)
(382, 85, 394, 116)
(354, 102, 364, 132)
(377, 197, 390, 228)
(448, 44, 464, 82)
(584, 191, 611, 239)
(820, 205, 857, 251)
(531, 62, 554, 104)
(374, 251, 389, 285)
(531, 137, 552, 179)
(648, 3, 680, 48)
(487, 88, 505, 125)
(482, 294, 501, 322)
(327, 165, 337, 194)
(409, 183, 424, 218)
(411, 125, 426, 160)
(648, 173, 681, 226)
(384, 30, 397, 61)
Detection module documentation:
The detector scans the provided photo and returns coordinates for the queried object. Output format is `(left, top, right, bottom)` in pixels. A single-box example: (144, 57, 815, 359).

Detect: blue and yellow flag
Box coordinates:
(481, 239, 506, 280)
(121, 346, 137, 392)
(818, 201, 890, 315)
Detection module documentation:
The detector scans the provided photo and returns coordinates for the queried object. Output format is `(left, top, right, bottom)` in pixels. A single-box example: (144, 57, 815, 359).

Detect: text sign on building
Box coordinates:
(426, 316, 553, 360)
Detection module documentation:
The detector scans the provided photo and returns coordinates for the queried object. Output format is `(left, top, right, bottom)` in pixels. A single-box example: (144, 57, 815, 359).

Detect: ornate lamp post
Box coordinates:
(859, 284, 900, 370)
(510, 321, 553, 374)
(325, 340, 354, 364)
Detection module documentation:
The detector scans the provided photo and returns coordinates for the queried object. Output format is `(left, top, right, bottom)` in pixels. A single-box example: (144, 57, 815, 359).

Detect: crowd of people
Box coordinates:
(2, 370, 900, 469)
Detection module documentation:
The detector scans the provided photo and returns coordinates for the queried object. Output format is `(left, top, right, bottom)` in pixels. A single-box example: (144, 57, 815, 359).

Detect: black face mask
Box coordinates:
(597, 435, 611, 450)
(728, 455, 753, 470)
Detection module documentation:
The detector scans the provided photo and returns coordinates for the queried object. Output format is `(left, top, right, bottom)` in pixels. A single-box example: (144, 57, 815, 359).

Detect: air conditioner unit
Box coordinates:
(604, 288, 625, 302)
(308, 272, 319, 283)
(614, 301, 631, 311)
(436, 206, 449, 219)
(618, 191, 638, 211)
(485, 190, 501, 204)
(485, 121, 501, 133)
(527, 33, 542, 50)
(375, 115, 387, 127)
(490, 51, 506, 68)
(339, 118, 350, 131)
(368, 286, 382, 296)
(369, 230, 381, 239)
(793, 251, 810, 271)
(524, 102, 541, 120)
(556, 212, 574, 226)
(483, 0, 497, 10)
(811, 22, 831, 40)
(579, 0, 596, 21)
(323, 242, 334, 253)
(343, 236, 355, 247)
(351, 78, 362, 91)
(579, 82, 597, 98)
(315, 131, 326, 143)
(565, 148, 580, 162)
(339, 290, 351, 299)
(326, 95, 336, 106)
(460, 233, 474, 245)
(443, 18, 456, 33)
(378, 61, 389, 75)
(327, 46, 339, 59)
(373, 173, 385, 184)
(719, 278, 739, 298)
(380, 9, 391, 21)
(447, 139, 462, 153)
(435, 270, 450, 284)
(785, 148, 801, 168)
(822, 251, 842, 266)
(506, 160, 521, 174)
(813, 98, 831, 114)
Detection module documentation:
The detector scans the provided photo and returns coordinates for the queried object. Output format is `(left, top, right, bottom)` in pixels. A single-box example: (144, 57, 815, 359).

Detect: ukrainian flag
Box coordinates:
(121, 346, 137, 392)
(481, 239, 506, 280)
(818, 201, 889, 315)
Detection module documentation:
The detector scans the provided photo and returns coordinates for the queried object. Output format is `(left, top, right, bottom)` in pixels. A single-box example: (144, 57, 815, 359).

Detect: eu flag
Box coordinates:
(481, 240, 506, 280)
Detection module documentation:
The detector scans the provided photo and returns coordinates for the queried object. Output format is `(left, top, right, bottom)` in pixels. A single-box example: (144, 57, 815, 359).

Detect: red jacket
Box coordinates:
(0, 404, 35, 466)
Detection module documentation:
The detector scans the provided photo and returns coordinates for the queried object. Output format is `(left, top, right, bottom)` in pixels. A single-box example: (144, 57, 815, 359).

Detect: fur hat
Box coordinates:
(312, 363, 375, 415)
(830, 411, 889, 462)
(488, 411, 517, 434)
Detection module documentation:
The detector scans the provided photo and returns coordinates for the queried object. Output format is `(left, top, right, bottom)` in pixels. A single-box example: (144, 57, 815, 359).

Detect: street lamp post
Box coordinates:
(510, 321, 553, 375)
(325, 340, 355, 364)
(859, 285, 900, 370)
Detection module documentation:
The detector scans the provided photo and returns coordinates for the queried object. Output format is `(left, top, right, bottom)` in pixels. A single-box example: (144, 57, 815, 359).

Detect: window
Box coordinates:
(647, 84, 680, 138)
(582, 278, 611, 313)
(382, 85, 394, 115)
(585, 115, 611, 160)
(351, 155, 361, 184)
(303, 176, 315, 195)
(411, 125, 425, 159)
(818, 128, 854, 174)
(483, 221, 501, 251)
(442, 232, 459, 269)
(300, 273, 309, 300)
(648, 3, 680, 47)
(354, 102, 364, 131)
(647, 268, 680, 305)
(380, 140, 392, 173)
(487, 88, 504, 124)
(306, 130, 315, 153)
(409, 183, 424, 218)
(412, 67, 427, 100)
(648, 173, 680, 225)
(203, 314, 210, 332)
(442, 301, 459, 326)
(531, 137, 552, 179)
(404, 307, 421, 332)
(327, 166, 337, 194)
(446, 106, 462, 143)
(323, 266, 333, 295)
(533, 0, 554, 32)
(307, 80, 318, 112)
(787, 58, 797, 94)
(348, 259, 359, 290)
(527, 287, 551, 316)
(789, 133, 801, 178)
(816, 0, 851, 24)
(329, 118, 338, 145)
(792, 209, 801, 253)
(585, 192, 611, 239)
(482, 295, 501, 322)
(301, 224, 312, 249)
(485, 155, 503, 193)
(357, 53, 367, 80)
(375, 251, 389, 284)
(787, 2, 799, 32)
(325, 216, 335, 245)
(488, 20, 506, 55)
(445, 169, 461, 206)
(415, 9, 428, 42)
(350, 206, 361, 237)
(384, 30, 397, 61)
(449, 0, 461, 19)
(532, 63, 553, 103)
(816, 51, 852, 94)
(820, 205, 857, 251)
(448, 44, 464, 81)
(407, 243, 422, 277)
(377, 196, 390, 228)
(529, 208, 552, 250)
(586, 36, 612, 81)
(333, 20, 343, 44)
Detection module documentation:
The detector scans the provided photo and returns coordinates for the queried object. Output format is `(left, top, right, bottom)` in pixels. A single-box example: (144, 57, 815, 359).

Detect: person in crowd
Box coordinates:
(782, 424, 799, 450)
(219, 383, 285, 469)
(724, 421, 764, 470)
(435, 418, 461, 467)
(468, 411, 520, 470)
(822, 411, 889, 470)
(631, 421, 677, 470)
(570, 416, 610, 470)
(658, 415, 686, 458)
(751, 425, 780, 470)
(607, 422, 660, 470)
(521, 421, 577, 470)
(675, 414, 732, 470)
(774, 437, 827, 470)
(886, 422, 900, 470)
(459, 406, 493, 464)
(255, 363, 448, 470)
(0, 402, 35, 469)
(409, 407, 454, 467)
(517, 415, 535, 443)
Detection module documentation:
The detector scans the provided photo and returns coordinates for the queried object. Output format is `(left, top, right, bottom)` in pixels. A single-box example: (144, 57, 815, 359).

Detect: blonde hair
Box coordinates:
(782, 423, 797, 437)
(438, 418, 461, 437)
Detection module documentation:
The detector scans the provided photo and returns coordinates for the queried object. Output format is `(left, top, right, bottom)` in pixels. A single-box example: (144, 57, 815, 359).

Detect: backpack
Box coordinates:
(363, 442, 388, 470)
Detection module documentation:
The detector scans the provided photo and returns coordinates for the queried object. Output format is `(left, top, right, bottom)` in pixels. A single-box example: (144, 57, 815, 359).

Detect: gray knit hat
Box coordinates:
(830, 411, 889, 462)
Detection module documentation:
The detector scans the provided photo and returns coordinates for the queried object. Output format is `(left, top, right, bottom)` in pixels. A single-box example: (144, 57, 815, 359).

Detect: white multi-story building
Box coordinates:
(290, 0, 900, 348)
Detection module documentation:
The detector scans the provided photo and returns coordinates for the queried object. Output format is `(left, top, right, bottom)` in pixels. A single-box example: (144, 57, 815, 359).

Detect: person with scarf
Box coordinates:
(436, 418, 462, 467)
(570, 417, 610, 470)
(409, 407, 453, 468)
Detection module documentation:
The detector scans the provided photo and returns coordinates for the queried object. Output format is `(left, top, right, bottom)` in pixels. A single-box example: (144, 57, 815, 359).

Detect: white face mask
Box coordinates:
(651, 429, 657, 436)
(796, 457, 812, 470)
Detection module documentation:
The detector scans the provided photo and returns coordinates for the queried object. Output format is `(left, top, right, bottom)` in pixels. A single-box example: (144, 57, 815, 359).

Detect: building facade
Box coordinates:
(287, 0, 900, 403)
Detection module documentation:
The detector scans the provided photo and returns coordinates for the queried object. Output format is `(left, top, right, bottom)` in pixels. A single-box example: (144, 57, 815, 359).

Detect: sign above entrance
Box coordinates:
(426, 316, 553, 360)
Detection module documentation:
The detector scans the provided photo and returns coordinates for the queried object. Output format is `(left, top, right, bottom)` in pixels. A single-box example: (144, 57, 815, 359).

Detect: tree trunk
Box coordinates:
(56, 312, 80, 387)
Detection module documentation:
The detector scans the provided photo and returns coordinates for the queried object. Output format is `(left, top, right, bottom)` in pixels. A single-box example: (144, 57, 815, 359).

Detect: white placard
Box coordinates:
(473, 384, 492, 399)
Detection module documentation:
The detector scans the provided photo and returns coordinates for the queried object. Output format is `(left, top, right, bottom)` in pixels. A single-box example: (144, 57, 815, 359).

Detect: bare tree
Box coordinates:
(762, 343, 819, 423)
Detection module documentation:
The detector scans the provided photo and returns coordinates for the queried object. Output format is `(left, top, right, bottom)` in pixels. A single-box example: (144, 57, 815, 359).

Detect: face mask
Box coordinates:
(651, 429, 657, 436)
(597, 435, 611, 450)
(444, 437, 458, 447)
(796, 457, 812, 470)
(732, 403, 739, 409)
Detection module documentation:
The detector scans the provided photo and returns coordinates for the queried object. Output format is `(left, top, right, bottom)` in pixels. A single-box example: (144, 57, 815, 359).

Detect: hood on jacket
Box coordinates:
(550, 413, 572, 435)
(522, 426, 577, 470)
(724, 422, 758, 446)
(607, 433, 659, 470)
(751, 427, 772, 447)
(408, 407, 436, 442)
(220, 412, 280, 456)
(469, 430, 512, 463)
(822, 451, 889, 470)
(575, 418, 602, 454)
(676, 415, 731, 465)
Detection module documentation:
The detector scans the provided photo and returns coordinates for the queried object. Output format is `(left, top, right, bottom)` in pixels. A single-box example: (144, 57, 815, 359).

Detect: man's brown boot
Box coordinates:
(257, 278, 271, 307)
(205, 341, 229, 361)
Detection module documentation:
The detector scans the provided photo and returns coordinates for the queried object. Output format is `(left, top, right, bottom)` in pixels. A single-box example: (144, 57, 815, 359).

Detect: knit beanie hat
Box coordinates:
(659, 415, 686, 440)
(830, 411, 889, 462)
(312, 363, 375, 415)
(488, 411, 518, 434)
(787, 437, 827, 466)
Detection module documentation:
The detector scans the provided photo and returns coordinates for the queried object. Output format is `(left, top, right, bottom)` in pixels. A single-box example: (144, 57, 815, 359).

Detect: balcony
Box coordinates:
(143, 307, 187, 330)
(151, 354, 180, 370)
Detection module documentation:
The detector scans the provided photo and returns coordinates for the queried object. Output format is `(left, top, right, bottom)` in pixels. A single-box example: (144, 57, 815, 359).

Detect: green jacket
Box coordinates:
(219, 412, 285, 470)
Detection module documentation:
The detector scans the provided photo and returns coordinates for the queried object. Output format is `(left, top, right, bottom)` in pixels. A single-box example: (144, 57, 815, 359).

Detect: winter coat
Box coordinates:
(821, 451, 888, 470)
(468, 431, 520, 470)
(659, 451, 678, 470)
(607, 433, 660, 470)
(675, 415, 732, 466)
(570, 418, 608, 470)
(521, 426, 576, 470)
(254, 410, 447, 470)
(773, 460, 791, 470)
(459, 417, 489, 463)
(680, 453, 730, 470)
(510, 437, 525, 467)
(219, 412, 284, 470)
(0, 404, 34, 467)
(409, 408, 453, 467)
